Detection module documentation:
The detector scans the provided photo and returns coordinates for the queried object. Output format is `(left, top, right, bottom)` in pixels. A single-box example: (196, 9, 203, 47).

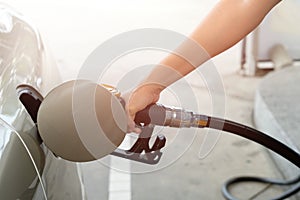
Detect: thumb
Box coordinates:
(127, 111, 142, 134)
(122, 92, 142, 133)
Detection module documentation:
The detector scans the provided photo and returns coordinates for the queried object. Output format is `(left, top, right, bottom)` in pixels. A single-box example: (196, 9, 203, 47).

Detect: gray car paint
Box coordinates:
(0, 4, 84, 200)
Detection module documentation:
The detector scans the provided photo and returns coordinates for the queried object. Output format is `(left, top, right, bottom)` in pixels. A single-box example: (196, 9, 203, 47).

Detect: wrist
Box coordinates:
(137, 83, 164, 102)
(141, 82, 164, 92)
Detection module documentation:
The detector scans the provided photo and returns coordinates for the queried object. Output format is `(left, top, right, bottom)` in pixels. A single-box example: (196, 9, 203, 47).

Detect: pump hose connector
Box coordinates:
(135, 103, 208, 128)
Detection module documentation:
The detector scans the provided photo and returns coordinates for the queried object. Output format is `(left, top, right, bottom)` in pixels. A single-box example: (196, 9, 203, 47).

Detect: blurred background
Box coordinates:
(4, 0, 241, 80)
(3, 0, 300, 199)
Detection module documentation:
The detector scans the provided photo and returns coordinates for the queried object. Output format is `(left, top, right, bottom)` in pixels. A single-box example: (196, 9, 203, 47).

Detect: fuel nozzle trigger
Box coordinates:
(111, 125, 166, 164)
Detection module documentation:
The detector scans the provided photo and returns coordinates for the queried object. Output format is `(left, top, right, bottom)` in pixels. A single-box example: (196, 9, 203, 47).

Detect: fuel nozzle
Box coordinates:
(17, 81, 300, 168)
(17, 80, 166, 164)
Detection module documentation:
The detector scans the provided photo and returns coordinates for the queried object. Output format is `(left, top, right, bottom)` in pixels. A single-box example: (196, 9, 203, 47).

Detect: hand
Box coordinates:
(124, 83, 163, 133)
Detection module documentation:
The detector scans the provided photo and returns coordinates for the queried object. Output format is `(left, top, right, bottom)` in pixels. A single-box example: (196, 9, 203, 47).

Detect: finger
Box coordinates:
(126, 114, 142, 133)
(132, 127, 142, 134)
(127, 123, 141, 134)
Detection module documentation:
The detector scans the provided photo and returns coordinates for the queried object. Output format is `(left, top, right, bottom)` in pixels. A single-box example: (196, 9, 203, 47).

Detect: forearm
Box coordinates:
(142, 0, 282, 91)
(192, 0, 281, 57)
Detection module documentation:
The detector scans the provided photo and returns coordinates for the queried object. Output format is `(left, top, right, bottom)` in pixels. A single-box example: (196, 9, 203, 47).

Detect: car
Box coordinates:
(0, 4, 85, 199)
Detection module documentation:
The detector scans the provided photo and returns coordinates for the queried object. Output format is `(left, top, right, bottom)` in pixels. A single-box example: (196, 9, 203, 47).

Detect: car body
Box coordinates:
(0, 4, 84, 199)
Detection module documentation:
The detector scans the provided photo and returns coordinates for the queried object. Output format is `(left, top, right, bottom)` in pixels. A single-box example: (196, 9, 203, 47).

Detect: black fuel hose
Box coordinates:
(206, 116, 300, 168)
(222, 174, 300, 200)
(135, 103, 300, 200)
(206, 117, 300, 200)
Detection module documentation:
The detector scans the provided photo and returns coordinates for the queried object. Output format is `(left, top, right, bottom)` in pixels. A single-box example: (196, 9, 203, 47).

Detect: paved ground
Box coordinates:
(79, 72, 288, 200)
(5, 0, 297, 199)
(254, 65, 300, 199)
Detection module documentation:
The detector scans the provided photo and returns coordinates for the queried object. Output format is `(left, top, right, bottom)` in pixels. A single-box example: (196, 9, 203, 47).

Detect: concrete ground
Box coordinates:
(254, 65, 300, 199)
(5, 0, 298, 199)
(79, 73, 289, 200)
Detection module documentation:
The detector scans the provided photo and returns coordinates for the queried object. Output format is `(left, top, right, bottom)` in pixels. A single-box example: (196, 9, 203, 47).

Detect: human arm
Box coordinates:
(126, 0, 282, 132)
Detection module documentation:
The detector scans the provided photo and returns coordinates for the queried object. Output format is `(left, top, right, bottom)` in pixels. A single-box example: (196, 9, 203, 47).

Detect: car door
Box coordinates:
(0, 4, 84, 200)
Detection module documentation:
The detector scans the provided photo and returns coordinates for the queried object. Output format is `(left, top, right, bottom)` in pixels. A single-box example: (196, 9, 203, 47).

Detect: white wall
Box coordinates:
(257, 0, 300, 60)
(4, 0, 242, 81)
